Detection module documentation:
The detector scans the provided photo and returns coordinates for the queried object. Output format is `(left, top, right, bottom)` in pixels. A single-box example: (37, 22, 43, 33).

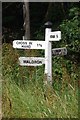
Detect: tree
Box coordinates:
(23, 1, 30, 39)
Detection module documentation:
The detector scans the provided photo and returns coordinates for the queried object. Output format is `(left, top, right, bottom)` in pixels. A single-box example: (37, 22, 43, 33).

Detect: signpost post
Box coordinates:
(13, 21, 67, 85)
(44, 22, 61, 85)
(44, 22, 52, 85)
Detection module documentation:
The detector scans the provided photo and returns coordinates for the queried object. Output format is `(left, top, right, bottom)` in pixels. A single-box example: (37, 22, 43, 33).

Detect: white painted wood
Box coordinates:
(48, 31, 61, 41)
(52, 47, 67, 56)
(13, 40, 45, 49)
(45, 28, 52, 84)
(19, 57, 45, 66)
(12, 23, 64, 85)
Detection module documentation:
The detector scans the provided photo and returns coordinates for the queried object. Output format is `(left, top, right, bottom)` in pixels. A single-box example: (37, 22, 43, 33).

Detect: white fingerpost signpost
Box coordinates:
(44, 22, 52, 84)
(13, 21, 67, 85)
(44, 22, 61, 84)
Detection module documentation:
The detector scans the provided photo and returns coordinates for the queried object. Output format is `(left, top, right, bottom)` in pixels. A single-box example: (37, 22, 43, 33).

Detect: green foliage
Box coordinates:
(2, 27, 24, 43)
(2, 44, 79, 118)
(52, 56, 79, 94)
(0, 48, 2, 95)
(2, 43, 44, 86)
(60, 7, 80, 54)
(2, 43, 79, 118)
(3, 76, 78, 118)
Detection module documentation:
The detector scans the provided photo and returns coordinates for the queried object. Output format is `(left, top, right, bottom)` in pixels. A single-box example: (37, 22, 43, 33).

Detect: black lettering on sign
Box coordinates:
(16, 41, 22, 45)
(39, 61, 42, 64)
(31, 60, 34, 64)
(56, 50, 61, 55)
(31, 60, 42, 64)
(23, 60, 28, 63)
(40, 44, 42, 47)
(29, 42, 32, 45)
(16, 41, 28, 45)
(56, 50, 61, 52)
(22, 45, 31, 48)
(16, 41, 19, 45)
(56, 35, 58, 38)
(22, 42, 27, 45)
(50, 35, 55, 38)
(37, 44, 42, 47)
(23, 60, 42, 64)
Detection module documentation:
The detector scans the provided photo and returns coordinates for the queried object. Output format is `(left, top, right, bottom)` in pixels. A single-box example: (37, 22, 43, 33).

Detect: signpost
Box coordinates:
(52, 47, 67, 56)
(13, 40, 45, 49)
(44, 22, 52, 84)
(13, 21, 67, 85)
(48, 31, 61, 41)
(19, 57, 45, 66)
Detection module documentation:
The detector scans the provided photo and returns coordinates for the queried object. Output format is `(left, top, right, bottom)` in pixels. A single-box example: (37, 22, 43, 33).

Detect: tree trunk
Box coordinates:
(44, 3, 53, 22)
(23, 1, 35, 80)
(23, 1, 30, 39)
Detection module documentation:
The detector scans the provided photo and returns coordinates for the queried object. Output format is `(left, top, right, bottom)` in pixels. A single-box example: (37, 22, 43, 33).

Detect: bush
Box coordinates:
(59, 7, 80, 62)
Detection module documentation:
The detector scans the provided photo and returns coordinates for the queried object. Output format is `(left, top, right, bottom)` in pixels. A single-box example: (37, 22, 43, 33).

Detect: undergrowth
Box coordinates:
(2, 43, 79, 118)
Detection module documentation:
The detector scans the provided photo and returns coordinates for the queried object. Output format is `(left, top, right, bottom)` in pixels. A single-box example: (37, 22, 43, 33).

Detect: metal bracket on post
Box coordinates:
(44, 22, 52, 85)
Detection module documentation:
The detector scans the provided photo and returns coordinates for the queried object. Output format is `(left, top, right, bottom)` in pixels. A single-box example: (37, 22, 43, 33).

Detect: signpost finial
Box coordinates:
(44, 21, 52, 28)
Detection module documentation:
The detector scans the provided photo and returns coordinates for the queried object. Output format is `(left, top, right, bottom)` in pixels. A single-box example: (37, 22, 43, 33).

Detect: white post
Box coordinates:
(44, 22, 52, 85)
